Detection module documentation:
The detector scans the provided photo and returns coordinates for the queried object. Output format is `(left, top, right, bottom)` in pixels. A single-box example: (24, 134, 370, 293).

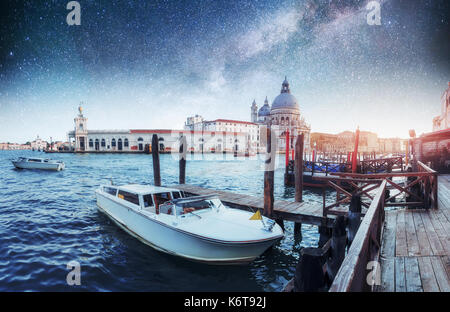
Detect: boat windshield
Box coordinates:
(174, 198, 221, 216)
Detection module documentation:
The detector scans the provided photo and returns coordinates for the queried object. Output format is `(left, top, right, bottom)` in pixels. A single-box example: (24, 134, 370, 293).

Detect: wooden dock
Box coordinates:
(376, 174, 450, 292)
(170, 184, 344, 227)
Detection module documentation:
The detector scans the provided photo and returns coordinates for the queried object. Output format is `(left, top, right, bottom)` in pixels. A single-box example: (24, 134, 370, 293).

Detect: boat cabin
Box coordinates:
(101, 184, 221, 217)
(17, 157, 61, 163)
(159, 195, 222, 218)
(101, 184, 186, 214)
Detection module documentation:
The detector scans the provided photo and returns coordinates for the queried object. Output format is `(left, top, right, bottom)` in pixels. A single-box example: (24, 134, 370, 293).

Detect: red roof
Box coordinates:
(129, 129, 246, 136)
(206, 119, 257, 126)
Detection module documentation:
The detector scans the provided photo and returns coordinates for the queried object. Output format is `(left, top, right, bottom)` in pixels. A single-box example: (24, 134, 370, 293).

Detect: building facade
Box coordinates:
(30, 135, 48, 151)
(184, 117, 260, 152)
(68, 106, 251, 153)
(311, 131, 406, 154)
(251, 77, 311, 153)
(432, 82, 450, 131)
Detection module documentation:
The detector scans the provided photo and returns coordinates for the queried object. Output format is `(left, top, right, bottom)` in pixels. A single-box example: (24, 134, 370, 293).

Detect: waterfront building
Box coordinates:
(413, 82, 450, 173)
(30, 136, 48, 151)
(67, 106, 250, 153)
(0, 143, 32, 150)
(184, 117, 260, 152)
(310, 131, 406, 154)
(251, 77, 312, 153)
(432, 82, 450, 131)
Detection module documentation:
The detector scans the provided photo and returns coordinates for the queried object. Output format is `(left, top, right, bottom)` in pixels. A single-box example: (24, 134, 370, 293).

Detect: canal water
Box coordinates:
(0, 150, 334, 291)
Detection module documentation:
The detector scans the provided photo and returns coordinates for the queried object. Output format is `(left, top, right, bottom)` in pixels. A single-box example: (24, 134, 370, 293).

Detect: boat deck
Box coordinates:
(170, 184, 344, 227)
(377, 175, 450, 292)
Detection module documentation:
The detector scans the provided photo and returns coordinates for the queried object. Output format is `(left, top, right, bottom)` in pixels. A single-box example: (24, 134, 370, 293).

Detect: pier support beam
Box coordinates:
(152, 134, 161, 186)
(293, 243, 329, 292)
(347, 195, 362, 247)
(326, 216, 346, 284)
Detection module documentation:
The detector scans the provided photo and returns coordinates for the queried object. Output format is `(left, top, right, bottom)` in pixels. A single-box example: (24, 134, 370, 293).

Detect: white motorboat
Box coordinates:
(11, 157, 65, 171)
(95, 184, 284, 264)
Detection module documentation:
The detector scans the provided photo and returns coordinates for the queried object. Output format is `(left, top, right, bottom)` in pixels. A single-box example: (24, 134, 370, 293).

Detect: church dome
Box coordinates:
(258, 96, 271, 117)
(271, 77, 300, 111)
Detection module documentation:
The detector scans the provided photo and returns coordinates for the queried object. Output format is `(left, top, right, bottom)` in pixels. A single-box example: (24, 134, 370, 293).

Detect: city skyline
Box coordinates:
(1, 0, 449, 143)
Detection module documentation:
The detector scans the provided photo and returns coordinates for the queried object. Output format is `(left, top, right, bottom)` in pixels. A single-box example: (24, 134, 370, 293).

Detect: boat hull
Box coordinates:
(96, 191, 281, 264)
(12, 160, 64, 171)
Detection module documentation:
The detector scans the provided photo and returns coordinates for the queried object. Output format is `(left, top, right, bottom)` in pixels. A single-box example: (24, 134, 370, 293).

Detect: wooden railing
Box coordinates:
(312, 176, 383, 216)
(329, 180, 387, 292)
(360, 156, 403, 174)
(327, 163, 438, 209)
(286, 160, 352, 176)
(417, 161, 439, 209)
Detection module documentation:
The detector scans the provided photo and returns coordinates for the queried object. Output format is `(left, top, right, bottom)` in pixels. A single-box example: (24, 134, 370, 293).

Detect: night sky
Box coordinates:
(0, 0, 449, 142)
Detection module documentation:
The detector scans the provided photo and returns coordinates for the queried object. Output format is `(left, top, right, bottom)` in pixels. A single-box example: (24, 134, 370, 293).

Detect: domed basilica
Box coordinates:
(251, 77, 311, 153)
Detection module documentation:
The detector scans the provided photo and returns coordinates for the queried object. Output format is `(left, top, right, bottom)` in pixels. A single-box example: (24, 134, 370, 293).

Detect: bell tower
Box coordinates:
(281, 76, 290, 94)
(74, 103, 88, 151)
(251, 99, 258, 123)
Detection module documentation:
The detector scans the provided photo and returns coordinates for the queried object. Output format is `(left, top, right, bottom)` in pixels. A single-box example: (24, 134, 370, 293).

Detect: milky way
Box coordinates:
(0, 0, 449, 142)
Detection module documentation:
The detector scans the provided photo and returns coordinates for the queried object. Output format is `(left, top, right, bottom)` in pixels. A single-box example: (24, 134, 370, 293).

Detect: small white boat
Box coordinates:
(95, 184, 284, 264)
(12, 157, 65, 171)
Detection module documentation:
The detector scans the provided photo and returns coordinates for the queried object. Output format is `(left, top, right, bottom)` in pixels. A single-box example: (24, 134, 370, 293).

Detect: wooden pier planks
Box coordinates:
(377, 175, 450, 292)
(170, 184, 334, 226)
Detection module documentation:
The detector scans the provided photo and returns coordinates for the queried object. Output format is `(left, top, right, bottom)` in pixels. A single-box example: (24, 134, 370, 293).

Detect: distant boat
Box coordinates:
(12, 157, 65, 171)
(95, 184, 283, 264)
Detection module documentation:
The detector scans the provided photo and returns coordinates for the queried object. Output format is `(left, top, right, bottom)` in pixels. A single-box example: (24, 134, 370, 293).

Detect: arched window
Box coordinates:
(158, 137, 164, 141)
(111, 138, 116, 147)
(124, 138, 129, 147)
(137, 137, 143, 142)
(101, 139, 106, 147)
(89, 139, 93, 147)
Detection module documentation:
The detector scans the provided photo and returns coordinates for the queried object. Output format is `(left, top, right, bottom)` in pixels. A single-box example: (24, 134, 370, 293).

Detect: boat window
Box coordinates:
(104, 187, 117, 196)
(117, 190, 139, 206)
(143, 194, 154, 207)
(172, 191, 182, 199)
(154, 192, 172, 205)
(29, 158, 42, 162)
(159, 202, 174, 215)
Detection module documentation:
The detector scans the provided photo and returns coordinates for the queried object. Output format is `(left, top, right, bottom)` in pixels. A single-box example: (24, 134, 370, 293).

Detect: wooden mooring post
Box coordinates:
(151, 134, 161, 186)
(294, 134, 304, 239)
(179, 135, 187, 184)
(285, 214, 348, 292)
(263, 127, 275, 218)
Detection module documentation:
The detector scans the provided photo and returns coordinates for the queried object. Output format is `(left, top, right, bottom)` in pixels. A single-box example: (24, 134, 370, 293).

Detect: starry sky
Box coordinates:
(0, 0, 449, 143)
